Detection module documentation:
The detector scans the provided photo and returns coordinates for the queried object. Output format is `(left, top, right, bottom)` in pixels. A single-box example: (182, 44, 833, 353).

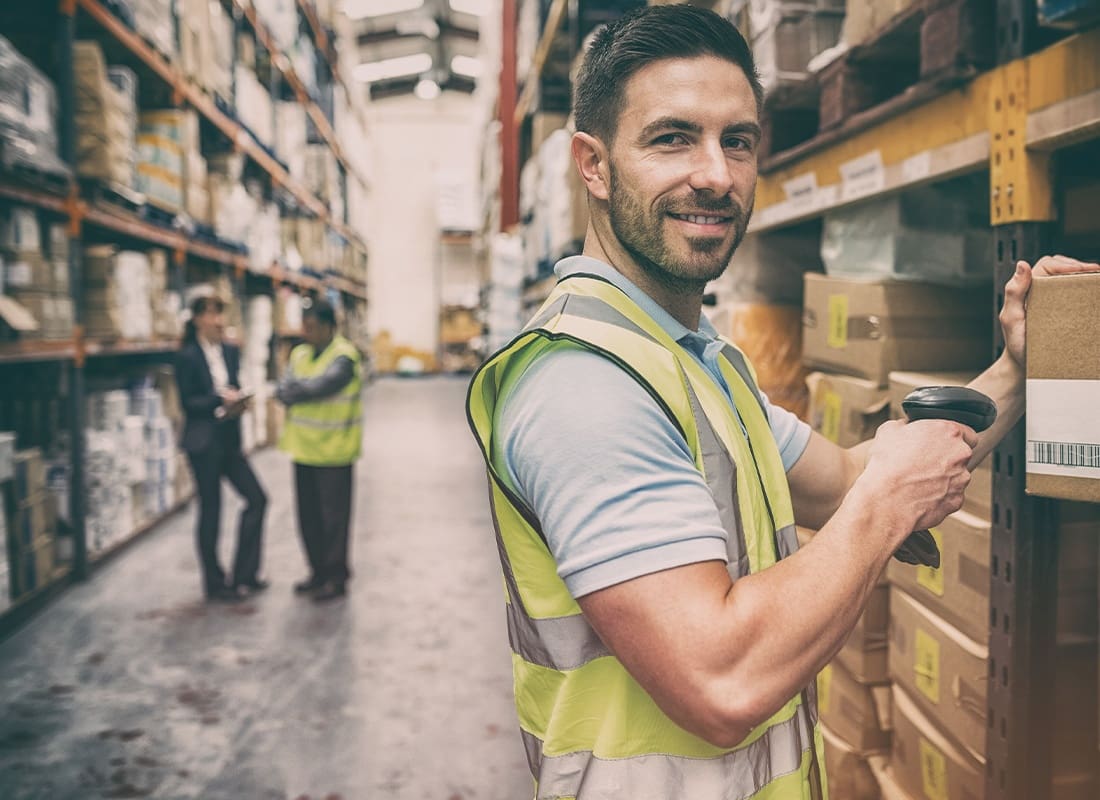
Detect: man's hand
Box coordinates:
(1000, 255, 1100, 370)
(856, 418, 977, 538)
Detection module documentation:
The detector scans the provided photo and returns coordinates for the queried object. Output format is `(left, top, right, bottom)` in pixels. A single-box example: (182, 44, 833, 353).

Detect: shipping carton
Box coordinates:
(888, 369, 991, 521)
(818, 660, 891, 753)
(821, 723, 884, 800)
(887, 509, 990, 643)
(889, 686, 984, 800)
(802, 273, 991, 387)
(1025, 273, 1100, 502)
(806, 371, 889, 447)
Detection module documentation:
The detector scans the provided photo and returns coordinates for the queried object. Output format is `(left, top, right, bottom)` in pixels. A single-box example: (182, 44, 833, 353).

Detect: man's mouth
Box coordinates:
(669, 212, 733, 227)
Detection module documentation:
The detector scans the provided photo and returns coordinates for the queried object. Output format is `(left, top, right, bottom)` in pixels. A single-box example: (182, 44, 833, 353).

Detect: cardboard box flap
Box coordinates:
(893, 684, 982, 766)
(0, 294, 41, 332)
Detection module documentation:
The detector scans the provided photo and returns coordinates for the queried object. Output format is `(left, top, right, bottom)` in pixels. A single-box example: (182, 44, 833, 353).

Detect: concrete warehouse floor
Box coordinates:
(0, 376, 530, 800)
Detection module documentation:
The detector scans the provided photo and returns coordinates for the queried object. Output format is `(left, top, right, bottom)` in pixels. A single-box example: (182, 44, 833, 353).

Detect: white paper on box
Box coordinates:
(1026, 379, 1100, 478)
(840, 151, 885, 201)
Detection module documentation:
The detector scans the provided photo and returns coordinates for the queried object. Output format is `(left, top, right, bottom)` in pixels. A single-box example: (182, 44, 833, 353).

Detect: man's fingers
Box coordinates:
(1032, 255, 1100, 277)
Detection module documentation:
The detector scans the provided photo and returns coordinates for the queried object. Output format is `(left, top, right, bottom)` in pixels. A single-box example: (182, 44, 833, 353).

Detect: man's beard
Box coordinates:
(607, 165, 752, 294)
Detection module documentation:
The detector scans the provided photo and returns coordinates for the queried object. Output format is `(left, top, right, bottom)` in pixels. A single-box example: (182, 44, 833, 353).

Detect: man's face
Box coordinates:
(604, 55, 759, 290)
(302, 315, 331, 349)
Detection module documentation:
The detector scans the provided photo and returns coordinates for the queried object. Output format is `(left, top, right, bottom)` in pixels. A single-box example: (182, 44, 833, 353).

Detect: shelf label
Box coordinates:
(903, 151, 933, 183)
(783, 172, 818, 210)
(916, 528, 945, 596)
(827, 294, 848, 349)
(914, 627, 941, 704)
(840, 151, 885, 201)
(1026, 379, 1100, 478)
(920, 737, 950, 800)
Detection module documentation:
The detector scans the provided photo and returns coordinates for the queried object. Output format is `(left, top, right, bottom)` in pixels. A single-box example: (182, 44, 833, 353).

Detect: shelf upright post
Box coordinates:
(57, 0, 88, 580)
(985, 5, 1059, 798)
(500, 0, 519, 230)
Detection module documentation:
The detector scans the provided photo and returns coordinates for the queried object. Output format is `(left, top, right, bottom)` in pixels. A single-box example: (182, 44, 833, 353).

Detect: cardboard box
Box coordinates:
(11, 494, 49, 549)
(13, 447, 45, 503)
(888, 369, 991, 520)
(806, 371, 889, 447)
(890, 686, 983, 800)
(821, 723, 884, 800)
(1025, 273, 1100, 502)
(887, 509, 990, 643)
(802, 273, 991, 387)
(837, 582, 891, 684)
(818, 660, 891, 753)
(889, 588, 987, 760)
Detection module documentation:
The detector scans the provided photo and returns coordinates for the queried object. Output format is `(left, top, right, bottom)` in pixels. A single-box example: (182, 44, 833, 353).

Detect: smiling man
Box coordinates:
(466, 6, 1097, 799)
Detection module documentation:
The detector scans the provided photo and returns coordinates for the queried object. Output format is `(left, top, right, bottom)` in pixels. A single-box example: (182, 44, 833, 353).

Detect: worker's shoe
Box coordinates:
(311, 580, 347, 603)
(235, 578, 270, 595)
(206, 584, 246, 603)
(293, 576, 324, 595)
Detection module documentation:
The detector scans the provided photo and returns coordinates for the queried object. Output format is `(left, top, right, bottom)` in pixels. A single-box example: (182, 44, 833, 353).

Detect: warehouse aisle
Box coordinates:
(0, 376, 530, 800)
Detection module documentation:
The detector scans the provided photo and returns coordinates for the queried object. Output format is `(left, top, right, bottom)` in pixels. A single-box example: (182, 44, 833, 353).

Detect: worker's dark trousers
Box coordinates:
(294, 463, 354, 583)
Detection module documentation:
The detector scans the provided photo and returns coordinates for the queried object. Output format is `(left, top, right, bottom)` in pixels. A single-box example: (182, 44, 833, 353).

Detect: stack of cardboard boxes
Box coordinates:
(73, 41, 137, 191)
(0, 207, 73, 341)
(2, 443, 60, 603)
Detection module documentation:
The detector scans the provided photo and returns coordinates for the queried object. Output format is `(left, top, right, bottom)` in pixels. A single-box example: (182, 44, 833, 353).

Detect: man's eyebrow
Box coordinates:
(637, 117, 702, 141)
(725, 121, 762, 142)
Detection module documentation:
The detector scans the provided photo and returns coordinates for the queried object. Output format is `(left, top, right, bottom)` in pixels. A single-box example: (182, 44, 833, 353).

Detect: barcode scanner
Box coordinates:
(893, 386, 998, 568)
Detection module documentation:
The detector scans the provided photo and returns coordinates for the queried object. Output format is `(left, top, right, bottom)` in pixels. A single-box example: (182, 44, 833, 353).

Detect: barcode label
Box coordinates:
(1029, 441, 1100, 469)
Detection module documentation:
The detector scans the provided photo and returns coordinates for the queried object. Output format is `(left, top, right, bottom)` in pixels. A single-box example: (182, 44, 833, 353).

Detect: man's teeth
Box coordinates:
(674, 214, 725, 225)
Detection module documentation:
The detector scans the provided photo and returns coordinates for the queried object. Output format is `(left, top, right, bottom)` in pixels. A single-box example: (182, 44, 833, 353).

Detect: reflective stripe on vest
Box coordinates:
(466, 275, 827, 800)
(280, 335, 363, 466)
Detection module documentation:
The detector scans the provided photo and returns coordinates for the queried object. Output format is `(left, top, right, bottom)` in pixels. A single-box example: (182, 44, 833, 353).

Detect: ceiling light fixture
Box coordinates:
(450, 54, 483, 78)
(346, 0, 424, 21)
(353, 52, 434, 83)
(415, 78, 441, 100)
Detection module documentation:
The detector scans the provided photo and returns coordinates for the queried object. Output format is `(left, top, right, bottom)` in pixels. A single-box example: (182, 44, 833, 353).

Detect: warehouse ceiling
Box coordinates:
(346, 0, 486, 101)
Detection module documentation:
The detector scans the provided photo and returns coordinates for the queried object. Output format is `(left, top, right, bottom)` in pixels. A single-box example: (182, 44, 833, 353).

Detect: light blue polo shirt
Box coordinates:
(498, 256, 811, 598)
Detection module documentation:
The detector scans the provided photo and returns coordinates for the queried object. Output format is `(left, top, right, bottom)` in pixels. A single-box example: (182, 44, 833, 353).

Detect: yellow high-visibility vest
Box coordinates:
(467, 274, 827, 800)
(280, 335, 362, 466)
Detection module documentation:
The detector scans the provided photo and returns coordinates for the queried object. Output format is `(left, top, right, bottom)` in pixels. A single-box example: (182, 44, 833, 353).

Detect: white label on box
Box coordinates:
(1026, 379, 1100, 478)
(783, 172, 818, 210)
(6, 261, 31, 287)
(28, 84, 50, 130)
(840, 151, 885, 200)
(903, 151, 932, 183)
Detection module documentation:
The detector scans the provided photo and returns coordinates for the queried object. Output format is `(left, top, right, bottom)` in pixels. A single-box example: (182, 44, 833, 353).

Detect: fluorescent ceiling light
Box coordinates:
(346, 0, 424, 20)
(450, 0, 490, 15)
(450, 54, 482, 78)
(415, 78, 441, 100)
(353, 52, 433, 83)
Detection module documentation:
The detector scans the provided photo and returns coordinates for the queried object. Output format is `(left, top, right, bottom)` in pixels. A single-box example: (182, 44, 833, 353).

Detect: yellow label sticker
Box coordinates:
(920, 737, 949, 800)
(827, 294, 848, 349)
(821, 390, 842, 443)
(914, 627, 941, 704)
(817, 665, 832, 714)
(917, 528, 945, 597)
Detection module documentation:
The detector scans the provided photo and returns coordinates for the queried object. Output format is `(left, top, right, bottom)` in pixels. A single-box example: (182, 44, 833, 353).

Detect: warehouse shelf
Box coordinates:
(84, 338, 179, 358)
(749, 27, 1100, 234)
(223, 0, 366, 189)
(0, 341, 78, 364)
(71, 0, 368, 255)
(0, 179, 72, 216)
(295, 0, 367, 134)
(81, 203, 250, 268)
(86, 492, 192, 570)
(0, 564, 74, 643)
(513, 0, 570, 126)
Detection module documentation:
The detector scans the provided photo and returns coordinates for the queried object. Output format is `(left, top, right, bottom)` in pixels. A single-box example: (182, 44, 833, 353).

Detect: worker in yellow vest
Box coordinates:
(277, 297, 363, 602)
(467, 6, 1099, 798)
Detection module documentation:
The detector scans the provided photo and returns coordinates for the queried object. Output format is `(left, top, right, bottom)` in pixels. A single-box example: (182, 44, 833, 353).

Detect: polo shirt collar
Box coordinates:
(554, 256, 720, 352)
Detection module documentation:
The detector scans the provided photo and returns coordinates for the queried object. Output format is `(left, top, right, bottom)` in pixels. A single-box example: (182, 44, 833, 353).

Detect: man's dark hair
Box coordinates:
(573, 5, 763, 144)
(302, 296, 337, 327)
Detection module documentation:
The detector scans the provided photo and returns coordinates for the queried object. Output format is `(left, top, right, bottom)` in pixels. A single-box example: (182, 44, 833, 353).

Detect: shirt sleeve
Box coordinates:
(498, 348, 730, 599)
(759, 389, 812, 472)
(277, 356, 355, 405)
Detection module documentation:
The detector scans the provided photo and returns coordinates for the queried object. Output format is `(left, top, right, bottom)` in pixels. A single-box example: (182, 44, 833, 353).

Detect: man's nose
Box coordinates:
(688, 141, 735, 196)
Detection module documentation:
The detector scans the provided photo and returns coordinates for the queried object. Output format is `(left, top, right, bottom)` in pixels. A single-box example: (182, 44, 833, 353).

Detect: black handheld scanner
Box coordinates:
(893, 386, 997, 568)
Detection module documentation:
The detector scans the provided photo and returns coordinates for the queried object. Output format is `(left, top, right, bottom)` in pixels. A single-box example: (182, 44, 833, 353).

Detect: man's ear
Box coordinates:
(571, 131, 610, 202)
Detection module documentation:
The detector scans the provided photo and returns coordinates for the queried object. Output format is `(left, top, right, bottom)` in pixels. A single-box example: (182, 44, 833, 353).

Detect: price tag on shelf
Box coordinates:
(840, 151, 885, 201)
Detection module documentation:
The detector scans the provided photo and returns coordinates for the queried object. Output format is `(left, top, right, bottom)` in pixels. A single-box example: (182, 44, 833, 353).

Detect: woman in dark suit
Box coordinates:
(175, 294, 268, 602)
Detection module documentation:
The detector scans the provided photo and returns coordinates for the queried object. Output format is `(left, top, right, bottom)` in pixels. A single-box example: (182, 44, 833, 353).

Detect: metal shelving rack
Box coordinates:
(0, 0, 370, 636)
(504, 0, 1100, 795)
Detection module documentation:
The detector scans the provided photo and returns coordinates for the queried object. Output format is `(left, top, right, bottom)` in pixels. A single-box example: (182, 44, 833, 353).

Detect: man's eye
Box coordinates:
(724, 137, 751, 151)
(653, 133, 688, 145)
